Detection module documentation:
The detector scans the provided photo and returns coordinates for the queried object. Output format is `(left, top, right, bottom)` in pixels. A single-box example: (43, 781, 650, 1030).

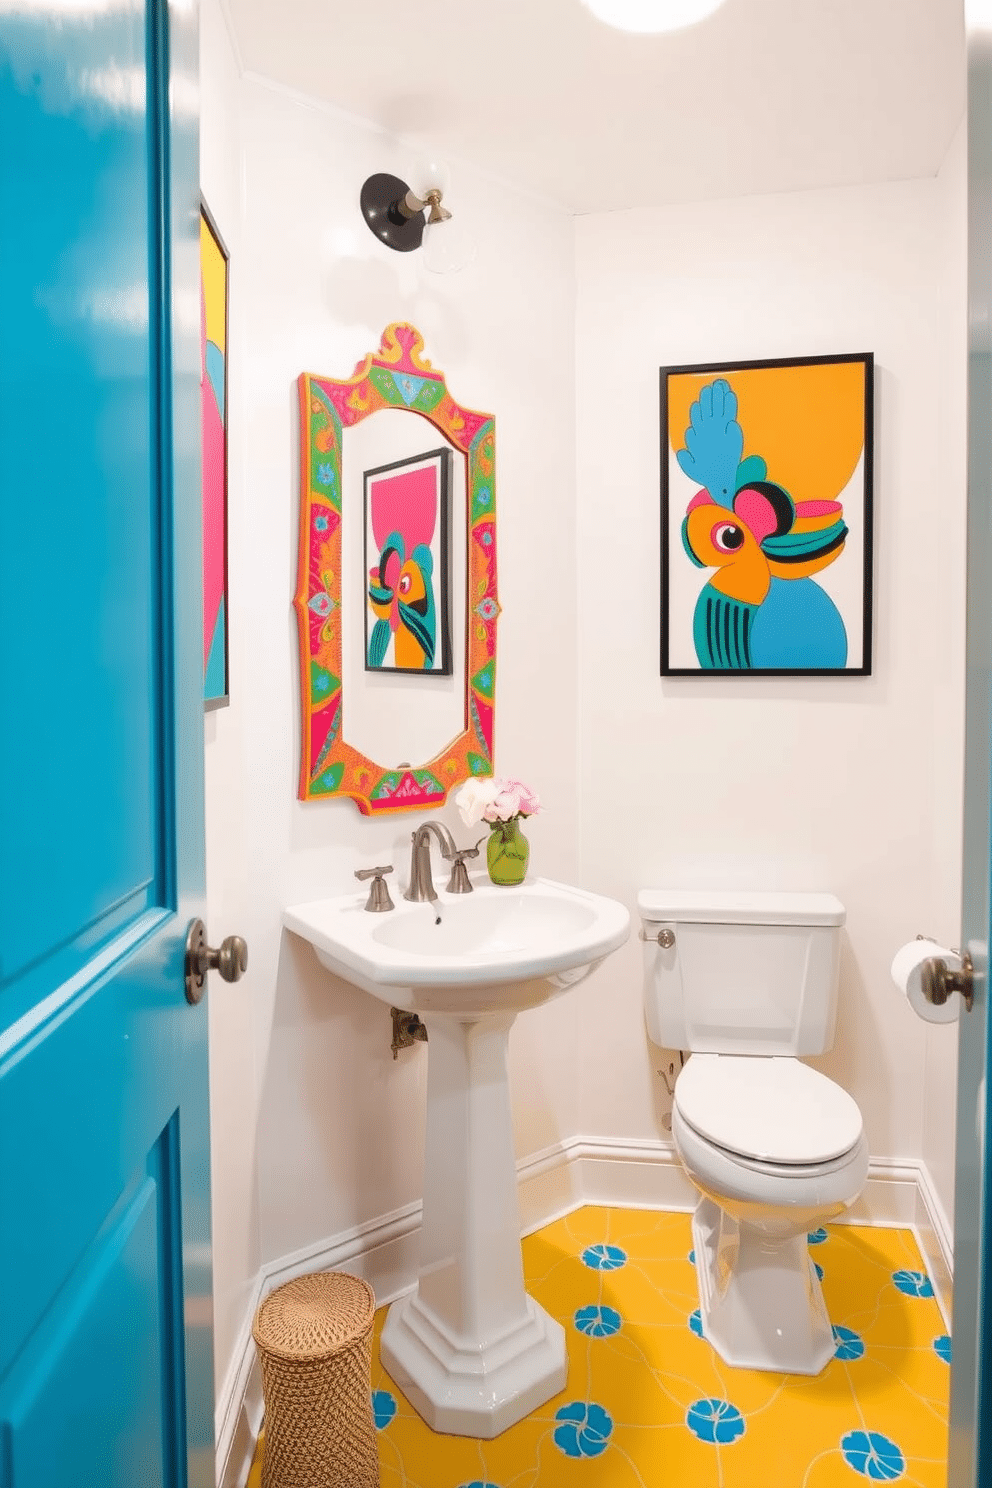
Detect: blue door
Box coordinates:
(0, 2, 213, 1485)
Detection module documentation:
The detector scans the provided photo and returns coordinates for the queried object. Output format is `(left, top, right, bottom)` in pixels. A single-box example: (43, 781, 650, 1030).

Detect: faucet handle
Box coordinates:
(355, 865, 394, 912)
(446, 839, 483, 895)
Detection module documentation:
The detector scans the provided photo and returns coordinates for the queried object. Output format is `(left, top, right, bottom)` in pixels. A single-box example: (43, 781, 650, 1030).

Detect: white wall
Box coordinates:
(573, 169, 966, 1172)
(200, 38, 580, 1394)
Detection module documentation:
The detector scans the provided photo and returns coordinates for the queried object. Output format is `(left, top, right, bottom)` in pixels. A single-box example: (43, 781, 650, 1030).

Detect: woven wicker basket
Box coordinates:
(252, 1271, 380, 1488)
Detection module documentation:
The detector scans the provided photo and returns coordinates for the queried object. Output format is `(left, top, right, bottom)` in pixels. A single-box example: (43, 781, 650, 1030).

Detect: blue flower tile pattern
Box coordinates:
(688, 1248, 696, 1263)
(833, 1325, 865, 1361)
(808, 1227, 829, 1244)
(553, 1401, 614, 1458)
(247, 1210, 949, 1488)
(574, 1304, 622, 1337)
(841, 1429, 905, 1480)
(814, 1261, 825, 1280)
(581, 1243, 627, 1271)
(686, 1399, 746, 1445)
(371, 1390, 396, 1430)
(893, 1269, 934, 1298)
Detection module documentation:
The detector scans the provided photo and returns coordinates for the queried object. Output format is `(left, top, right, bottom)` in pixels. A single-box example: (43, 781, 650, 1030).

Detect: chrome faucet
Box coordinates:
(405, 821, 457, 903)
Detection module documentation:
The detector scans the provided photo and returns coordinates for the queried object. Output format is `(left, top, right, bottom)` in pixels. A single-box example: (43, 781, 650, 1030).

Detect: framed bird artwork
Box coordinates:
(363, 447, 453, 675)
(660, 353, 874, 676)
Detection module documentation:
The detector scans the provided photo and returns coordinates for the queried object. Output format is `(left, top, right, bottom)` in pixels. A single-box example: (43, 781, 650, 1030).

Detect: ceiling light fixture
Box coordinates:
(359, 160, 474, 274)
(580, 0, 727, 33)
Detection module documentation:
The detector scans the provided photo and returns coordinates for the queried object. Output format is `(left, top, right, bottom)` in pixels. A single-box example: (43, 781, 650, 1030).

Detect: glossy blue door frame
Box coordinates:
(0, 0, 211, 1484)
(951, 11, 992, 1486)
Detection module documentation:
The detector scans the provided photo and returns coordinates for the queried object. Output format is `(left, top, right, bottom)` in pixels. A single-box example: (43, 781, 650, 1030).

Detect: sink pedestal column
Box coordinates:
(380, 1008, 567, 1437)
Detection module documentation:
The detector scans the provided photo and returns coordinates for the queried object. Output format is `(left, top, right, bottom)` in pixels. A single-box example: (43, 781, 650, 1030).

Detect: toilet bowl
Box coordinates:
(639, 889, 867, 1375)
(672, 1054, 868, 1373)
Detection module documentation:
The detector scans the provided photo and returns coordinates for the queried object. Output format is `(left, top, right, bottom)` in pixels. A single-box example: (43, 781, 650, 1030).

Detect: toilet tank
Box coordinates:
(638, 890, 845, 1056)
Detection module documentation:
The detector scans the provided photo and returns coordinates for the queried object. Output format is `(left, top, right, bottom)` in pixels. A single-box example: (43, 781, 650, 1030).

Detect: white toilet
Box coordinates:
(639, 889, 868, 1376)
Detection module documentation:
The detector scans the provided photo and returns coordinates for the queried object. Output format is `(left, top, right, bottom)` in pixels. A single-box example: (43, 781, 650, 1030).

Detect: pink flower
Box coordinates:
(455, 775, 542, 826)
(483, 778, 541, 823)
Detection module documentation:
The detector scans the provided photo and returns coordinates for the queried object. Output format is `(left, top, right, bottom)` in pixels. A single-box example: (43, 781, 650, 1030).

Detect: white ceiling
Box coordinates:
(224, 0, 965, 214)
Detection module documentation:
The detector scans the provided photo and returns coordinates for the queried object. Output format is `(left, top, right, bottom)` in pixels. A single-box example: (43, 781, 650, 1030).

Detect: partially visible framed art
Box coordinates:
(200, 197, 230, 708)
(363, 446, 452, 675)
(660, 353, 874, 676)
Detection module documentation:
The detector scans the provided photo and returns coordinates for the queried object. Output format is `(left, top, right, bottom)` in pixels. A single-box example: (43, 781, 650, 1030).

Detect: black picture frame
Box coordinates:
(660, 352, 874, 677)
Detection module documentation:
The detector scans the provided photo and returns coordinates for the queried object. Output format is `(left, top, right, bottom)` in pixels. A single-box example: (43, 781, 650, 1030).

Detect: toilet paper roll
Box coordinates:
(890, 940, 961, 1024)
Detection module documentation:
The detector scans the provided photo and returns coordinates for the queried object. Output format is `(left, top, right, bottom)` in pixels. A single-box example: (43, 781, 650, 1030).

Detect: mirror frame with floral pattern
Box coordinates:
(295, 323, 499, 813)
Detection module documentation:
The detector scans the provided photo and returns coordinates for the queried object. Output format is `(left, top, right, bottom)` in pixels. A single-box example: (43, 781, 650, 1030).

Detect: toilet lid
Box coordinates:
(674, 1055, 863, 1165)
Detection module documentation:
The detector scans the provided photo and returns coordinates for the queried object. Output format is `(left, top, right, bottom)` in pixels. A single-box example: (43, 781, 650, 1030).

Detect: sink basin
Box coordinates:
(283, 871, 630, 1439)
(284, 875, 630, 1013)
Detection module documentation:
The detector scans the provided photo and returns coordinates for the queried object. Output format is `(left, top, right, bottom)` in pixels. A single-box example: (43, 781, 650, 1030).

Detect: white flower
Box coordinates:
(454, 776, 500, 827)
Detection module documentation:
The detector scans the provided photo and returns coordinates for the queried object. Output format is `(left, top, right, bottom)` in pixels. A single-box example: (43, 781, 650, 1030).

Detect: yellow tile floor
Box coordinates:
(247, 1206, 950, 1487)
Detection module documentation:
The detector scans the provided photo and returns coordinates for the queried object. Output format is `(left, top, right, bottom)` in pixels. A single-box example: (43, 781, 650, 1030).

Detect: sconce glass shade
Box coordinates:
(415, 156, 451, 198)
(422, 216, 475, 275)
(581, 0, 727, 31)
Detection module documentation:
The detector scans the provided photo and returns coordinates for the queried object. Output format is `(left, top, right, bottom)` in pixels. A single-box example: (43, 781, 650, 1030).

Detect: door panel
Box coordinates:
(0, 0, 159, 999)
(0, 0, 211, 1483)
(5, 1144, 179, 1488)
(0, 928, 183, 1381)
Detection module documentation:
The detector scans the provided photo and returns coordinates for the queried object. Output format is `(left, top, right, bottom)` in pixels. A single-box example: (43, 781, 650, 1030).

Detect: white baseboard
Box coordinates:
(913, 1160, 954, 1328)
(214, 1137, 954, 1486)
(215, 1279, 264, 1488)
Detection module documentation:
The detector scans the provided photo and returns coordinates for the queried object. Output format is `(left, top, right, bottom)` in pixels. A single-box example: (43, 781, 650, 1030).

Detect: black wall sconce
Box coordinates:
(359, 163, 473, 273)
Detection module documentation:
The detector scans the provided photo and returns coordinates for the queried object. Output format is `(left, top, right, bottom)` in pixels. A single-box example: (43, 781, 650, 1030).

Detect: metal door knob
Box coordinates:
(185, 918, 248, 1004)
(920, 952, 974, 1013)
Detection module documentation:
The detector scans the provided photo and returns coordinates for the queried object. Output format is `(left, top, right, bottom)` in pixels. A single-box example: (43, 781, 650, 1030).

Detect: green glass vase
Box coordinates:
(486, 818, 530, 887)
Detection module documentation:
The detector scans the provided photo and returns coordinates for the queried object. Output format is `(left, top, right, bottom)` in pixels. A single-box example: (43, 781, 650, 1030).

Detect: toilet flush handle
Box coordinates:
(640, 928, 675, 949)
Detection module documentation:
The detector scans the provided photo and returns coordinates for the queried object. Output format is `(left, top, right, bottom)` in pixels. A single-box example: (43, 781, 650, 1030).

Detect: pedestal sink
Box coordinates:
(283, 875, 629, 1437)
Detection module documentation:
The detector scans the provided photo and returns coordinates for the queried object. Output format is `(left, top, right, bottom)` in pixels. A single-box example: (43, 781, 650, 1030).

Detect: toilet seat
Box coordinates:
(674, 1054, 863, 1166)
(672, 1101, 870, 1214)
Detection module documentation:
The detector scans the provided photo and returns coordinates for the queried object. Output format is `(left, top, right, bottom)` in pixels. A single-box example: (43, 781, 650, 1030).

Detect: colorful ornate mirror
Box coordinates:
(295, 323, 499, 813)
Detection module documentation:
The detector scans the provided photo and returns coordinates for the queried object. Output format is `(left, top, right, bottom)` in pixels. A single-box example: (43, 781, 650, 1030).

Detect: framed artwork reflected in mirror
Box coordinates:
(363, 446, 452, 677)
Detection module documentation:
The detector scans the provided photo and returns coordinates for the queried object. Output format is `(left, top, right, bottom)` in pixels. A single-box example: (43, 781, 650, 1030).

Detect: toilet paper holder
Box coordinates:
(915, 934, 974, 1013)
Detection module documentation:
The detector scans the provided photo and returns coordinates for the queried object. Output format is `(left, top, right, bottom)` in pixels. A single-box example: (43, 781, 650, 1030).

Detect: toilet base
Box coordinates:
(692, 1197, 836, 1375)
